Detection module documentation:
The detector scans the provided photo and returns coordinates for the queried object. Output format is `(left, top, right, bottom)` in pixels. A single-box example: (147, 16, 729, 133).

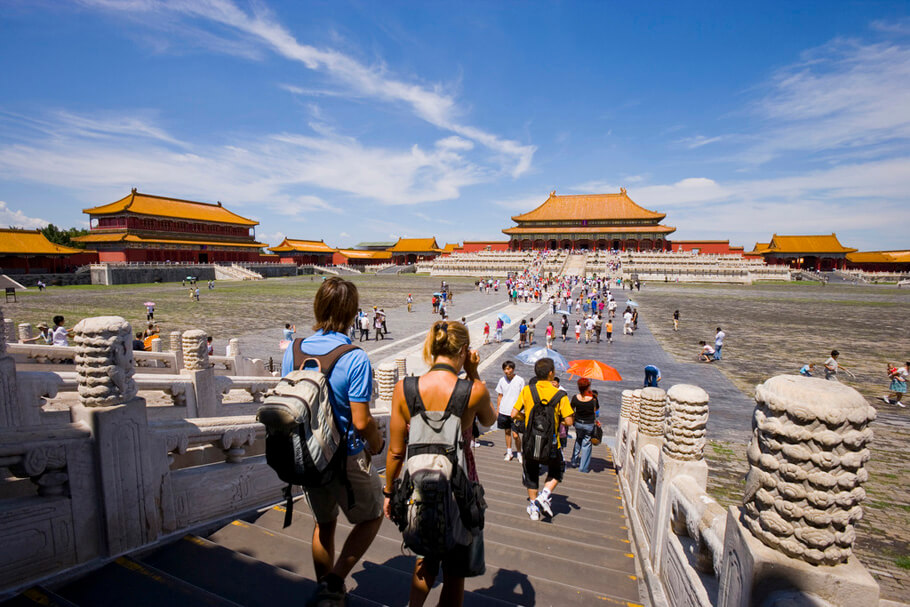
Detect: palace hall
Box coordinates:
(74, 189, 265, 263)
(502, 189, 675, 251)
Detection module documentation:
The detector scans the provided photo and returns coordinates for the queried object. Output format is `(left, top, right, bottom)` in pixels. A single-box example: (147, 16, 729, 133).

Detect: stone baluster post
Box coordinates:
(631, 386, 666, 512)
(68, 316, 162, 555)
(182, 329, 216, 417)
(620, 389, 642, 480)
(650, 384, 709, 575)
(375, 363, 398, 407)
(395, 356, 407, 379)
(150, 337, 162, 352)
(168, 330, 183, 369)
(718, 375, 879, 607)
(615, 389, 634, 471)
(3, 319, 15, 344)
(0, 307, 19, 427)
(18, 323, 33, 343)
(227, 338, 240, 358)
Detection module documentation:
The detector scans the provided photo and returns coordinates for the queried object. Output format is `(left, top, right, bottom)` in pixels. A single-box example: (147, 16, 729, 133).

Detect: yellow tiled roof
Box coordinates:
(847, 250, 910, 263)
(442, 243, 459, 253)
(83, 190, 258, 226)
(269, 238, 336, 253)
(511, 189, 665, 222)
(0, 228, 86, 255)
(764, 234, 857, 254)
(387, 237, 440, 252)
(73, 233, 264, 248)
(336, 249, 393, 260)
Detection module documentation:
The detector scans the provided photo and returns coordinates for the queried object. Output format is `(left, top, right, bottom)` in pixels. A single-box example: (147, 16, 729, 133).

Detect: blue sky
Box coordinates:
(1, 0, 908, 251)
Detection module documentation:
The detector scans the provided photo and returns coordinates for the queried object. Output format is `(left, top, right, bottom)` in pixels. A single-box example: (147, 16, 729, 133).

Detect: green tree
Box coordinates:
(40, 224, 89, 249)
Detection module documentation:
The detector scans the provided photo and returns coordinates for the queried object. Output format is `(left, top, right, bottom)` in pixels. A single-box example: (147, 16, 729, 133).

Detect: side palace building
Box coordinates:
(503, 188, 675, 251)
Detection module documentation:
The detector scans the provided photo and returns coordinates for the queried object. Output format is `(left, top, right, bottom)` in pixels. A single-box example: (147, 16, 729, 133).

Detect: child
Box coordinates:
(574, 319, 582, 343)
(799, 363, 815, 377)
(483, 322, 490, 345)
(605, 320, 613, 343)
(884, 362, 908, 407)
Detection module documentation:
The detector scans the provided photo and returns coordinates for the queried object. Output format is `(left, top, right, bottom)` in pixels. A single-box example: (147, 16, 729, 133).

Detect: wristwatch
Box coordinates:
(382, 488, 394, 498)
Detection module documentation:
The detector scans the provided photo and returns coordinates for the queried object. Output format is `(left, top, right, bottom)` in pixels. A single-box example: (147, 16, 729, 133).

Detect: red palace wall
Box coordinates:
(460, 241, 510, 253)
(671, 241, 744, 255)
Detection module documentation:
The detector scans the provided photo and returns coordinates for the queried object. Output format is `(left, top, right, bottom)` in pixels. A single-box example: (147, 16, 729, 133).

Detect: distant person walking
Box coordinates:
(145, 302, 155, 321)
(884, 362, 908, 407)
(407, 293, 413, 313)
(483, 322, 490, 345)
(673, 310, 679, 331)
(495, 317, 504, 343)
(824, 350, 850, 381)
(497, 360, 526, 462)
(570, 378, 599, 473)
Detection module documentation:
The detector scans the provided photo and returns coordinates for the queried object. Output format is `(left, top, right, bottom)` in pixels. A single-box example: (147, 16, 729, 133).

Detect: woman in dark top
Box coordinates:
(570, 378, 599, 473)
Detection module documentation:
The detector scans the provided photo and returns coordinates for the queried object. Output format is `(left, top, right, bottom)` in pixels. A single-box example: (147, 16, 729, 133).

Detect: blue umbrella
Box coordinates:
(555, 309, 571, 315)
(515, 347, 570, 372)
(626, 300, 640, 307)
(498, 313, 512, 324)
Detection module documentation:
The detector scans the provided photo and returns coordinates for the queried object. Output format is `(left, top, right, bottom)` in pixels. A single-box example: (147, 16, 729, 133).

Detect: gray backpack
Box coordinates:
(389, 376, 486, 558)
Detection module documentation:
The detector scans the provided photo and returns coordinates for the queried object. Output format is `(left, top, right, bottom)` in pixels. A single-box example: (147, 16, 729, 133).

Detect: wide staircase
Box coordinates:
(560, 253, 589, 277)
(3, 435, 641, 607)
(213, 264, 264, 281)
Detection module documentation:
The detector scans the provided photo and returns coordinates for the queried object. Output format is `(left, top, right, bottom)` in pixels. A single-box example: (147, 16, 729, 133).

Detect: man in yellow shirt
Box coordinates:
(511, 358, 574, 520)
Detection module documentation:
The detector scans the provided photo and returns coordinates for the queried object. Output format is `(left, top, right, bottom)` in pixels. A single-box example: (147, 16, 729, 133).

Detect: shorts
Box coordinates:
(419, 531, 484, 578)
(496, 413, 514, 430)
(303, 450, 383, 525)
(522, 451, 565, 489)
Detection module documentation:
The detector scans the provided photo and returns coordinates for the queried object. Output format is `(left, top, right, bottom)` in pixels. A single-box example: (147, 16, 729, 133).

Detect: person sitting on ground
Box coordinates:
(385, 321, 495, 607)
(281, 276, 385, 607)
(643, 364, 661, 387)
(698, 341, 715, 362)
(884, 362, 908, 407)
(570, 378, 599, 473)
(799, 363, 815, 377)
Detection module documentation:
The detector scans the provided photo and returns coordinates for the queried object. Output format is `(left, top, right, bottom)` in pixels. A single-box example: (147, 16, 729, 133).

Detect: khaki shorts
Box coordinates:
(303, 450, 383, 525)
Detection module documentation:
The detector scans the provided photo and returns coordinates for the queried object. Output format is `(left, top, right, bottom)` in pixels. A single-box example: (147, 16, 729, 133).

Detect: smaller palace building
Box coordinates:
(74, 189, 265, 263)
(750, 234, 857, 270)
(269, 238, 336, 265)
(387, 237, 441, 264)
(503, 189, 675, 251)
(0, 228, 96, 274)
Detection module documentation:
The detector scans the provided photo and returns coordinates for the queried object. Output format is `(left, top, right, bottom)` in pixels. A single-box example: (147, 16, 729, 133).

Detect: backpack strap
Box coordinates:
(403, 376, 425, 417)
(294, 341, 360, 373)
(444, 378, 473, 418)
(529, 382, 543, 408)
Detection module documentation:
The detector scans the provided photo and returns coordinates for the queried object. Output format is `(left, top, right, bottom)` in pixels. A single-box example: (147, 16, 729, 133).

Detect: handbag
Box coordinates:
(591, 422, 604, 446)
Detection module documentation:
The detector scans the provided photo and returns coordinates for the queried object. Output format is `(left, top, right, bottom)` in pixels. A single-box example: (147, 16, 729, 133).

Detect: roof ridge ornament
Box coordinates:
(550, 190, 556, 197)
(620, 187, 627, 195)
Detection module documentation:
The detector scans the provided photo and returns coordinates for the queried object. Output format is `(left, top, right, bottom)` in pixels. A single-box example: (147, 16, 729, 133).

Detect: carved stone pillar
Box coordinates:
(0, 306, 18, 428)
(651, 384, 710, 576)
(68, 316, 162, 556)
(227, 338, 240, 358)
(621, 389, 641, 479)
(167, 330, 183, 369)
(150, 337, 162, 352)
(631, 387, 666, 532)
(718, 375, 879, 607)
(375, 363, 398, 405)
(18, 323, 32, 343)
(615, 389, 634, 471)
(2, 319, 14, 346)
(182, 329, 217, 417)
(395, 356, 407, 379)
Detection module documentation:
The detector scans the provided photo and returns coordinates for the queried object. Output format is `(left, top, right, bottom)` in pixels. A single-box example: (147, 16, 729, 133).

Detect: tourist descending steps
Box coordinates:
(496, 360, 526, 463)
(384, 321, 496, 607)
(278, 277, 385, 607)
(512, 358, 575, 521)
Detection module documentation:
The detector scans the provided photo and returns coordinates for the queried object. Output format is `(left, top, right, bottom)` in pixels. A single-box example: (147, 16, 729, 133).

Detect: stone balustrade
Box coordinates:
(0, 311, 288, 591)
(615, 375, 881, 607)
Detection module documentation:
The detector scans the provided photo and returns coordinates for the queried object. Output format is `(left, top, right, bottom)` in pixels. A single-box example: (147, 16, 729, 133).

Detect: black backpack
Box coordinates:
(522, 382, 566, 462)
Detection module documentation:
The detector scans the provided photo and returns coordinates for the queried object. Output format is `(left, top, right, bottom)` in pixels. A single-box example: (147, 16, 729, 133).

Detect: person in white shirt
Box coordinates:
(496, 361, 526, 462)
(623, 310, 633, 335)
(699, 341, 715, 362)
(584, 315, 596, 344)
(51, 315, 71, 347)
(714, 327, 726, 361)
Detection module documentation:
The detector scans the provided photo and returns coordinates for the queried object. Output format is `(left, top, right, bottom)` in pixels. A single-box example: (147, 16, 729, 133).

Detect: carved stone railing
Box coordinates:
(615, 376, 881, 607)
(0, 310, 286, 592)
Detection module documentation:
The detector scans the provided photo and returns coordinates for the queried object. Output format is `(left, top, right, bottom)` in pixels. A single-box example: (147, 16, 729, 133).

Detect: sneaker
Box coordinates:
(504, 451, 513, 461)
(527, 502, 540, 521)
(307, 580, 346, 607)
(535, 495, 554, 518)
(517, 452, 523, 464)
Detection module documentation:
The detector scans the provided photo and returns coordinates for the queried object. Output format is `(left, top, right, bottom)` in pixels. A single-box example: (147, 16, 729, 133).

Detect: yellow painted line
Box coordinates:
(231, 519, 276, 537)
(622, 539, 631, 543)
(624, 553, 634, 558)
(185, 535, 208, 547)
(628, 575, 638, 581)
(115, 557, 168, 583)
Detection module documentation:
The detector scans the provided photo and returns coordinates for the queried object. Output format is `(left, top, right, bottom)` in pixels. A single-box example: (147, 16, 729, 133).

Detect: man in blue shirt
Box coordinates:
(644, 365, 661, 387)
(281, 277, 384, 606)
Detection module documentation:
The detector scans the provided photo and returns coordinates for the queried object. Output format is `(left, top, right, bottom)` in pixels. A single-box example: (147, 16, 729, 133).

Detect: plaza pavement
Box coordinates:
(358, 282, 754, 443)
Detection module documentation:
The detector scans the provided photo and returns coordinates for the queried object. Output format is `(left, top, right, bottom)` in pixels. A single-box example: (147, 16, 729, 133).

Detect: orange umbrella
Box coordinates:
(566, 359, 622, 381)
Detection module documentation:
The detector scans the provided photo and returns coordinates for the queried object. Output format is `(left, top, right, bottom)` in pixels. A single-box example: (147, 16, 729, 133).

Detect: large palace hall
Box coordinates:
(502, 188, 675, 251)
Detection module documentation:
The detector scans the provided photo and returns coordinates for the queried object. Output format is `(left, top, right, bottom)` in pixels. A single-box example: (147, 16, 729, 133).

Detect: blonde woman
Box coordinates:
(384, 321, 496, 606)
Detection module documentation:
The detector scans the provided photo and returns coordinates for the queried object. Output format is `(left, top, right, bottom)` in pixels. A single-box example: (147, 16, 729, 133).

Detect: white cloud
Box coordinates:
(677, 135, 728, 149)
(0, 201, 48, 229)
(492, 192, 550, 212)
(80, 0, 536, 178)
(339, 231, 350, 238)
(435, 136, 474, 152)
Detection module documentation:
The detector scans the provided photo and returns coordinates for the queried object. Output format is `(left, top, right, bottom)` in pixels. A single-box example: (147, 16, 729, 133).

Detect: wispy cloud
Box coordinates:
(80, 0, 536, 177)
(0, 200, 48, 229)
(676, 134, 728, 149)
